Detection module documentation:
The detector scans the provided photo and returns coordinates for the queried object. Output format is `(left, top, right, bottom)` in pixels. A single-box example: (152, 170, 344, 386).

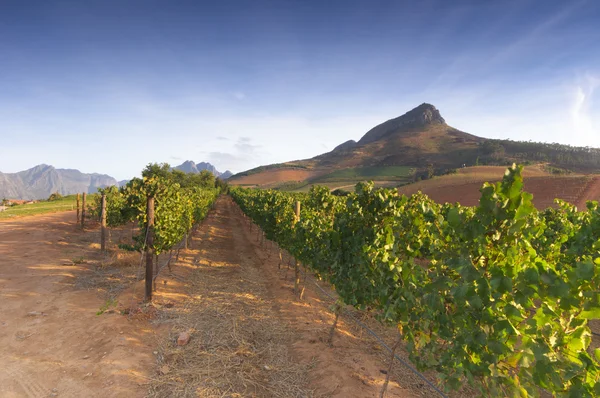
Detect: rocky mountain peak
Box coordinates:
(410, 103, 445, 125)
(358, 103, 446, 145)
(173, 161, 231, 179)
(175, 161, 199, 174)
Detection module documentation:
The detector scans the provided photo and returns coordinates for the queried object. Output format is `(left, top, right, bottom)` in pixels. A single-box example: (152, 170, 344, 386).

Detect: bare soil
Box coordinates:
(229, 169, 320, 187)
(399, 173, 600, 209)
(0, 198, 454, 398)
(0, 212, 155, 398)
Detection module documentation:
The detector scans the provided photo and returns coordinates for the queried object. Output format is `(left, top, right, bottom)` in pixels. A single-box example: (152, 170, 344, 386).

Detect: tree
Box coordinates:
(48, 192, 63, 201)
(142, 163, 171, 179)
(215, 177, 229, 192)
(426, 164, 435, 179)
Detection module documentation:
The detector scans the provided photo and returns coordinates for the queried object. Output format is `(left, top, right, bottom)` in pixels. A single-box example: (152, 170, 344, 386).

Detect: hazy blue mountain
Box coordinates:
(219, 170, 233, 179)
(0, 164, 118, 200)
(173, 161, 231, 179)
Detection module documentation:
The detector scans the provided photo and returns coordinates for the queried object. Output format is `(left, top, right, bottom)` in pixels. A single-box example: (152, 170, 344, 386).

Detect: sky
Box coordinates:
(1, 0, 599, 180)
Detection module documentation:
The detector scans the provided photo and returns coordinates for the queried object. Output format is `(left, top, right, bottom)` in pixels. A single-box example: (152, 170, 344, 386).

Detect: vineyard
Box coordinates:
(231, 164, 600, 397)
(3, 163, 600, 397)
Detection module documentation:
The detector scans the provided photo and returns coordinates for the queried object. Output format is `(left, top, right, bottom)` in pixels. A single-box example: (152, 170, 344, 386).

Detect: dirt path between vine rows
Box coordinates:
(0, 198, 450, 397)
(148, 197, 450, 397)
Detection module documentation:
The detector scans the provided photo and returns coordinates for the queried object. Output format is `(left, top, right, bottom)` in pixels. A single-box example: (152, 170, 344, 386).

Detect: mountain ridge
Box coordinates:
(0, 165, 118, 200)
(229, 103, 600, 188)
(173, 161, 232, 179)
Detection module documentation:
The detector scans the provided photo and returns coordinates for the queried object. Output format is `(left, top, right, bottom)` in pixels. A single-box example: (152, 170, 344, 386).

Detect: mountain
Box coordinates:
(0, 164, 118, 200)
(229, 103, 600, 189)
(173, 161, 232, 179)
(357, 103, 446, 145)
(220, 170, 233, 179)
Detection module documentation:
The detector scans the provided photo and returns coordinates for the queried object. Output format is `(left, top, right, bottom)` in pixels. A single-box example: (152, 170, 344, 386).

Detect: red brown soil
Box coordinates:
(229, 169, 320, 187)
(0, 212, 155, 397)
(399, 174, 600, 210)
(1, 198, 454, 397)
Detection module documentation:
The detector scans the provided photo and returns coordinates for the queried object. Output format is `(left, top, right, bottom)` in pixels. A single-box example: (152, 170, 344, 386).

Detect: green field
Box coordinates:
(312, 166, 414, 182)
(0, 194, 96, 219)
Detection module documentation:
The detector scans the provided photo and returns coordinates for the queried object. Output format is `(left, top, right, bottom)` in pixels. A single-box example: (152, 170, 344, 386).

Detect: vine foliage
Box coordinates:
(231, 164, 600, 396)
(95, 174, 218, 255)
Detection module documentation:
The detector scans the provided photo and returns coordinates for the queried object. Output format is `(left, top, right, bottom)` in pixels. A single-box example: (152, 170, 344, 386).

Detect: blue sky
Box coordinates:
(1, 0, 599, 180)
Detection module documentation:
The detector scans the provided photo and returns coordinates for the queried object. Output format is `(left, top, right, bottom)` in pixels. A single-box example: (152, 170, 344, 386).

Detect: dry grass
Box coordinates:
(75, 262, 140, 298)
(74, 248, 144, 300)
(103, 250, 140, 268)
(147, 251, 315, 398)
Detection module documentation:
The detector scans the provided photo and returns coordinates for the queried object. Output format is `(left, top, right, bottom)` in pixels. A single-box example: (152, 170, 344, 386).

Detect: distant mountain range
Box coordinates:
(0, 164, 117, 200)
(173, 161, 233, 179)
(0, 161, 231, 200)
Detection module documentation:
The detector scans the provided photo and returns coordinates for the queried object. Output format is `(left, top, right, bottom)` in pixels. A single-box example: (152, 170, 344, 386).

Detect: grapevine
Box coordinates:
(230, 164, 600, 396)
(95, 172, 219, 255)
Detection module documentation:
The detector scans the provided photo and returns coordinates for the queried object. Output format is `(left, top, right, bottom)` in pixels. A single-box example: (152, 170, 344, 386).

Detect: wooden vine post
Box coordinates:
(145, 196, 155, 302)
(380, 332, 403, 398)
(294, 200, 301, 297)
(76, 193, 80, 223)
(100, 193, 107, 251)
(328, 300, 342, 347)
(81, 192, 86, 229)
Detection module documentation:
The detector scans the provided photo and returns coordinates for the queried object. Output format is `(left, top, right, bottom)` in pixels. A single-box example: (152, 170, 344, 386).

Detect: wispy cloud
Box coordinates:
(209, 137, 263, 172)
(570, 74, 599, 143)
(232, 91, 246, 100)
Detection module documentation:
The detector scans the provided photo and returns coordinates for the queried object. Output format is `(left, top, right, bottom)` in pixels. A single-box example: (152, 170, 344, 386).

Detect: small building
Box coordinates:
(0, 205, 6, 212)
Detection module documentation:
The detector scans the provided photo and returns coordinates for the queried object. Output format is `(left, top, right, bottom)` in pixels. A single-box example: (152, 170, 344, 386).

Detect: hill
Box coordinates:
(228, 103, 600, 191)
(0, 164, 117, 200)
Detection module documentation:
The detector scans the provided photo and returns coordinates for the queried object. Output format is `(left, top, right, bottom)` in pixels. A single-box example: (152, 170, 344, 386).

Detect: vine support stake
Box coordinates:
(294, 200, 301, 222)
(293, 200, 301, 296)
(145, 196, 155, 302)
(380, 332, 402, 398)
(76, 193, 80, 224)
(81, 192, 86, 230)
(328, 301, 342, 347)
(100, 193, 107, 252)
(299, 263, 308, 300)
(294, 259, 301, 297)
(278, 249, 282, 270)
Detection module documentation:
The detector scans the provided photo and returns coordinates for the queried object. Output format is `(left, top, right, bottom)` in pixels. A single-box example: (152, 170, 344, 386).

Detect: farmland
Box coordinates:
(0, 194, 89, 220)
(398, 166, 600, 209)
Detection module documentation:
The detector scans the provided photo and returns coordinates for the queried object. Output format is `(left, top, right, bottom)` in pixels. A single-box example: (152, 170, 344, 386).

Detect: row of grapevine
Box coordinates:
(95, 175, 219, 255)
(230, 164, 600, 397)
